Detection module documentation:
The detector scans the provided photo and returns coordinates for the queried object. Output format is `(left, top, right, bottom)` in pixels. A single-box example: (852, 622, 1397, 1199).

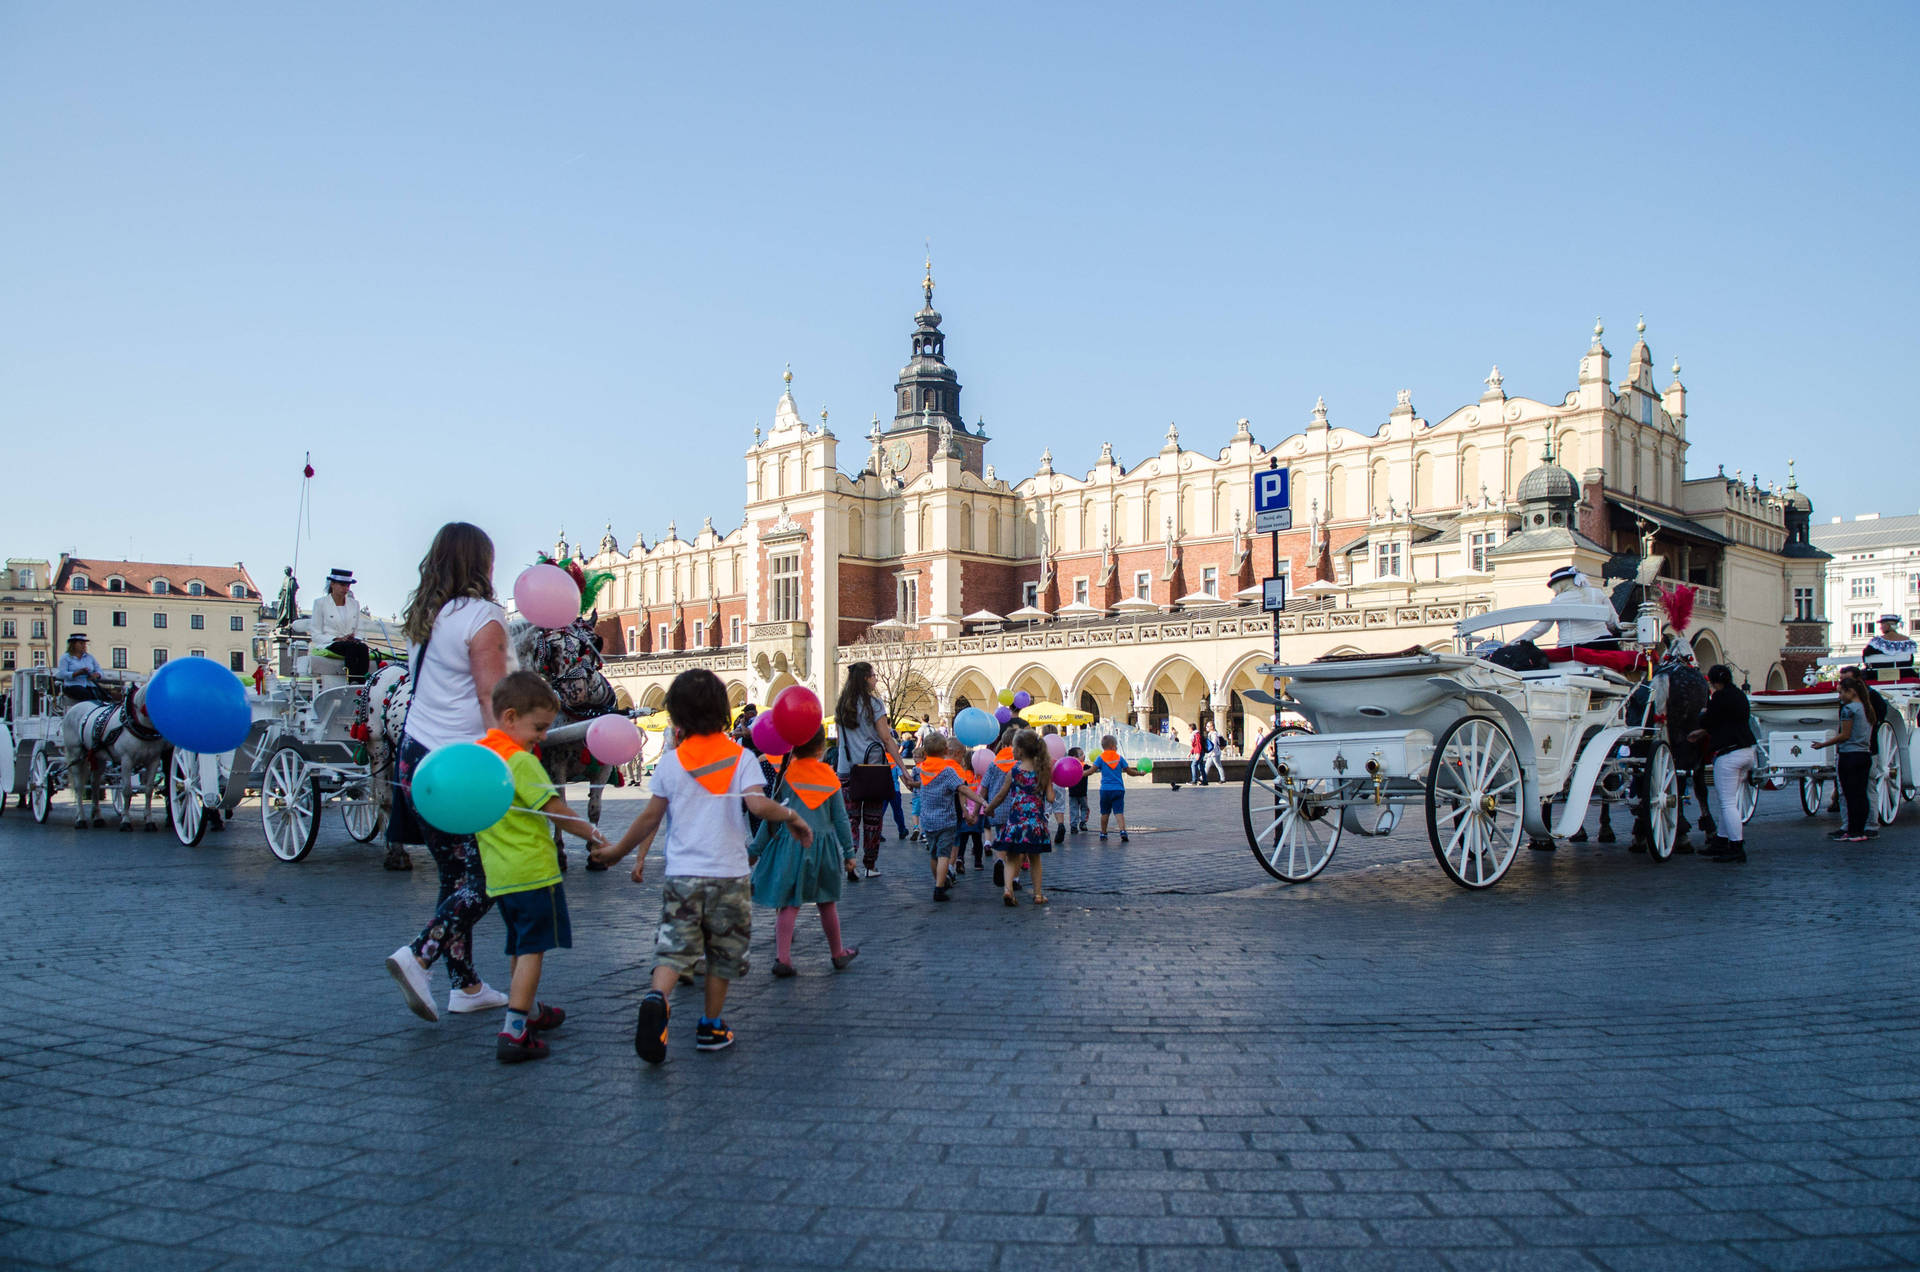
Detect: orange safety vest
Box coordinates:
(918, 756, 958, 785)
(677, 733, 745, 795)
(995, 746, 1016, 773)
(477, 728, 525, 764)
(783, 757, 842, 811)
(1098, 749, 1123, 772)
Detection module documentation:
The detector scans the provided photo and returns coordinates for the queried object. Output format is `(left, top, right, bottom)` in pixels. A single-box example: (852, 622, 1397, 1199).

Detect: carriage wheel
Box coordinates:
(1873, 723, 1901, 827)
(1797, 776, 1827, 818)
(1243, 729, 1342, 883)
(339, 779, 384, 843)
(168, 750, 207, 848)
(1644, 742, 1679, 861)
(261, 746, 321, 863)
(28, 749, 53, 825)
(1425, 716, 1525, 890)
(1736, 770, 1760, 825)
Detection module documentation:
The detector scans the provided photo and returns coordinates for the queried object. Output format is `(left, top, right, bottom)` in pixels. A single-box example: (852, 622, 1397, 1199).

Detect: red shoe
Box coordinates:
(528, 1004, 566, 1032)
(496, 1030, 549, 1064)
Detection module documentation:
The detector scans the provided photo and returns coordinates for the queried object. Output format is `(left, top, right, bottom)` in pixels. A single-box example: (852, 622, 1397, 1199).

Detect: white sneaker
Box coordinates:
(448, 983, 508, 1013)
(386, 946, 439, 1022)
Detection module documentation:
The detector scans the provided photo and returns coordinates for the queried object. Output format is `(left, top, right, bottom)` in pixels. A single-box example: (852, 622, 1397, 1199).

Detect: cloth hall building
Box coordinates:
(583, 271, 1828, 745)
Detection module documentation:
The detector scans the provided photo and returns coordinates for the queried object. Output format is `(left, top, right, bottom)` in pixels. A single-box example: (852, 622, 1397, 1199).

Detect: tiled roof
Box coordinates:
(54, 557, 260, 599)
(1811, 513, 1920, 554)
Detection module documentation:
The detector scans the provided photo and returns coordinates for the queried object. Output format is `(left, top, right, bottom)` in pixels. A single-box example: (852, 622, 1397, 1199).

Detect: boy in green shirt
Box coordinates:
(476, 671, 606, 1063)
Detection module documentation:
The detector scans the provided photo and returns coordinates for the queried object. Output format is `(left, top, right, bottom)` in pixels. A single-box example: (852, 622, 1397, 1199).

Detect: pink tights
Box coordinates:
(775, 903, 845, 963)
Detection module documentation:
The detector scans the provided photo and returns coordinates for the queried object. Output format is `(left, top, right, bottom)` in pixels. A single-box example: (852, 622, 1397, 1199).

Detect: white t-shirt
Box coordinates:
(404, 597, 509, 750)
(648, 744, 763, 878)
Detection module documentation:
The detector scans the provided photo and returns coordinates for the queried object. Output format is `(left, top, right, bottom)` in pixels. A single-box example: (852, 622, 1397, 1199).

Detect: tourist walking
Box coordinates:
(833, 661, 905, 878)
(1690, 664, 1756, 864)
(748, 727, 858, 977)
(1204, 725, 1227, 784)
(1189, 728, 1207, 785)
(1066, 746, 1090, 832)
(980, 729, 1054, 905)
(385, 522, 514, 1021)
(1815, 677, 1877, 842)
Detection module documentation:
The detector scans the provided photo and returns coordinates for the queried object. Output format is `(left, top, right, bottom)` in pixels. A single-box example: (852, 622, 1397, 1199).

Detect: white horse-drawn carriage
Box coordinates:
(1747, 655, 1920, 826)
(1242, 597, 1685, 889)
(183, 625, 394, 862)
(2, 668, 185, 835)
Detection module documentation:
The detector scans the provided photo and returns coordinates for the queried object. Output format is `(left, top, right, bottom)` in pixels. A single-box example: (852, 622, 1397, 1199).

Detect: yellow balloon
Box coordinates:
(997, 690, 1015, 706)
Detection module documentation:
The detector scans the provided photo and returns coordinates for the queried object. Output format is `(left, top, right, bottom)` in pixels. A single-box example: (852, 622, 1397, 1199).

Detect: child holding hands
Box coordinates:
(979, 728, 1054, 906)
(591, 670, 813, 1062)
(749, 729, 860, 975)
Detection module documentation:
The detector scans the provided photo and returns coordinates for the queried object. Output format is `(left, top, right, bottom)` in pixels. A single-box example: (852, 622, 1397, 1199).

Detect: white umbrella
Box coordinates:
(1235, 582, 1267, 602)
(1175, 591, 1231, 608)
(1054, 600, 1107, 618)
(869, 617, 911, 632)
(1006, 605, 1052, 622)
(961, 609, 1004, 624)
(1112, 596, 1160, 614)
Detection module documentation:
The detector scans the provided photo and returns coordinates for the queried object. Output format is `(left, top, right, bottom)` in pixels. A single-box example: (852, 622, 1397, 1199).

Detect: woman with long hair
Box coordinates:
(384, 522, 514, 1022)
(833, 661, 903, 879)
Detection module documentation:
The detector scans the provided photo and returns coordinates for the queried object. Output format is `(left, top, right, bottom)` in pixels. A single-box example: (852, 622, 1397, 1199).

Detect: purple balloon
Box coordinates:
(1012, 690, 1032, 710)
(994, 705, 1013, 724)
(751, 711, 794, 756)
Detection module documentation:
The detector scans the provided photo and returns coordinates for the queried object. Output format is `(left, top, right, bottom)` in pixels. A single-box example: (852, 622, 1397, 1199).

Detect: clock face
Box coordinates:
(886, 440, 912, 470)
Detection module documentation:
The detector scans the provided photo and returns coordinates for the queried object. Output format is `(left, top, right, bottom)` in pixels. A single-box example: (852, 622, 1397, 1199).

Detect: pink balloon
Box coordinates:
(585, 714, 644, 766)
(970, 747, 994, 777)
(514, 564, 581, 629)
(770, 684, 824, 747)
(1044, 734, 1067, 762)
(1051, 757, 1084, 789)
(751, 711, 794, 756)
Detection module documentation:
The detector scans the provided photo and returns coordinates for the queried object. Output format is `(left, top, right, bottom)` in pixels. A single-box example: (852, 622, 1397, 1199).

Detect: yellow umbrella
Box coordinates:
(893, 717, 924, 733)
(1019, 700, 1094, 726)
(637, 710, 672, 733)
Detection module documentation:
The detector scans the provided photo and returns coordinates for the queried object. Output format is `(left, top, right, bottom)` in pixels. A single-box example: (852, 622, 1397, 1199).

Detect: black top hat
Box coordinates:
(67, 632, 88, 643)
(325, 568, 356, 587)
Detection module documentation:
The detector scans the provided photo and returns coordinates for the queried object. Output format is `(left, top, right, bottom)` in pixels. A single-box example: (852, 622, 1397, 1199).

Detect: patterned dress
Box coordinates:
(1001, 767, 1051, 853)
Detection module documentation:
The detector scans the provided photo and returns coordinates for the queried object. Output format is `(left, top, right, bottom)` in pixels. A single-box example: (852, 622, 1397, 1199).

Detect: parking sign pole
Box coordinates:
(1268, 458, 1281, 667)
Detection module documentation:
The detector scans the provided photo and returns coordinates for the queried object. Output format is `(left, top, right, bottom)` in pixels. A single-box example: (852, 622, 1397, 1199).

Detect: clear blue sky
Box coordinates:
(3, 2, 1914, 615)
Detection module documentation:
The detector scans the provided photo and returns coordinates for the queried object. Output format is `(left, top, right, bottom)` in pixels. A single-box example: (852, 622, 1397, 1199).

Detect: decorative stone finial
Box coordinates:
(1485, 365, 1504, 393)
(868, 413, 881, 439)
(666, 519, 676, 541)
(1672, 357, 1682, 378)
(1100, 441, 1114, 464)
(1636, 315, 1646, 337)
(922, 247, 935, 306)
(819, 405, 829, 430)
(1396, 388, 1412, 408)
(1593, 317, 1604, 340)
(783, 363, 792, 389)
(1039, 446, 1053, 472)
(1787, 458, 1798, 490)
(1311, 396, 1328, 426)
(1235, 417, 1251, 437)
(1165, 421, 1180, 447)
(702, 515, 714, 534)
(753, 421, 762, 442)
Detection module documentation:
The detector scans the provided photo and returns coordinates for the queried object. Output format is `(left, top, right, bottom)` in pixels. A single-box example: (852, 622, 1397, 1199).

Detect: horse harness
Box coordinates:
(78, 695, 162, 755)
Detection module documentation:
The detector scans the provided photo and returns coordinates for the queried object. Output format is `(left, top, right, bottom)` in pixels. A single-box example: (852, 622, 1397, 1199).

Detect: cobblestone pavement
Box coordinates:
(4, 775, 1920, 1271)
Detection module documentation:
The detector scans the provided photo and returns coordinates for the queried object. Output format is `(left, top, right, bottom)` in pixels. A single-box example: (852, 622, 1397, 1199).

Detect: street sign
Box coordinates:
(1262, 577, 1288, 612)
(1254, 466, 1291, 533)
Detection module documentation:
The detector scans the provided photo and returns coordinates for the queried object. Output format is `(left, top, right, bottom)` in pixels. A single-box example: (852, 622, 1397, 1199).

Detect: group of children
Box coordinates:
(448, 669, 1139, 1065)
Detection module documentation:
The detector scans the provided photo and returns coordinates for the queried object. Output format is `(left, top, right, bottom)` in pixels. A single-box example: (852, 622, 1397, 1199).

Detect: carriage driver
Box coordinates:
(1510, 565, 1623, 652)
(1862, 613, 1916, 673)
(310, 567, 371, 682)
(56, 634, 107, 704)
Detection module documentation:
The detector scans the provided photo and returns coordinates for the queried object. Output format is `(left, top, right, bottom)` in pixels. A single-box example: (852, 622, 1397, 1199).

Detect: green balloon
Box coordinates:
(1134, 757, 1154, 775)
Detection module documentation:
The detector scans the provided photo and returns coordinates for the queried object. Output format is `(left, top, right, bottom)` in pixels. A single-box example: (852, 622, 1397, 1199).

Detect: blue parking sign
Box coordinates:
(1254, 467, 1290, 532)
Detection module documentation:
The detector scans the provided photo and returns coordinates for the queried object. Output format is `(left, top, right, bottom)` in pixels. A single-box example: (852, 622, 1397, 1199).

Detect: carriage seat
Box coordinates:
(1542, 646, 1650, 676)
(296, 647, 350, 689)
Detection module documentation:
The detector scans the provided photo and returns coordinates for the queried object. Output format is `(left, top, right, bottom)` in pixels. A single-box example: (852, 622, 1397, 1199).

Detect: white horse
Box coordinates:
(60, 683, 170, 831)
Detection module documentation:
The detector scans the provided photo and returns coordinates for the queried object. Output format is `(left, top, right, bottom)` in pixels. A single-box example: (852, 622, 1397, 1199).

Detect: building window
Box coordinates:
(1201, 566, 1219, 597)
(1469, 531, 1499, 572)
(229, 651, 245, 672)
(1375, 541, 1404, 579)
(112, 611, 127, 627)
(1022, 582, 1040, 609)
(1851, 576, 1877, 599)
(31, 650, 46, 668)
(189, 649, 205, 660)
(107, 576, 123, 592)
(0, 620, 11, 638)
(0, 651, 11, 670)
(692, 620, 705, 647)
(1852, 612, 1875, 638)
(1074, 578, 1090, 605)
(72, 575, 88, 591)
(230, 583, 247, 599)
(1793, 587, 1815, 622)
(152, 579, 170, 595)
(230, 615, 245, 632)
(190, 614, 205, 631)
(72, 608, 88, 626)
(31, 619, 46, 640)
(730, 617, 742, 644)
(1134, 571, 1151, 602)
(896, 576, 919, 622)
(187, 581, 204, 596)
(769, 552, 801, 622)
(626, 626, 637, 650)
(111, 647, 128, 669)
(13, 568, 30, 588)
(153, 613, 168, 629)
(152, 649, 169, 669)
(658, 623, 670, 649)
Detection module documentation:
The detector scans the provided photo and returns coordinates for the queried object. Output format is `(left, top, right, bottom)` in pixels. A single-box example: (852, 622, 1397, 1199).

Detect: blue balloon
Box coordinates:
(412, 743, 515, 835)
(953, 706, 998, 749)
(145, 655, 251, 753)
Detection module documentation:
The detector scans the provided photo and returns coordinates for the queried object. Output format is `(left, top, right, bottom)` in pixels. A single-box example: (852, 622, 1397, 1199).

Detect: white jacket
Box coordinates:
(1517, 584, 1620, 647)
(310, 592, 362, 644)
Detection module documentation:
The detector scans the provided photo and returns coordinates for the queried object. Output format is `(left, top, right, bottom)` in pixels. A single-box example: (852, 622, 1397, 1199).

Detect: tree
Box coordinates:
(854, 626, 959, 725)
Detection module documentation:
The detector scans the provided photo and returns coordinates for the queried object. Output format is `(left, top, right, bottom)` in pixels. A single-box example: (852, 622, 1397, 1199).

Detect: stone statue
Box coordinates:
(274, 567, 299, 630)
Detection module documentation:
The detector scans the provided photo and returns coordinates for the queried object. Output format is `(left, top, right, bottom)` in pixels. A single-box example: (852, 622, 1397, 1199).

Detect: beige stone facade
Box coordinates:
(51, 557, 263, 679)
(584, 287, 1827, 743)
(1, 558, 57, 693)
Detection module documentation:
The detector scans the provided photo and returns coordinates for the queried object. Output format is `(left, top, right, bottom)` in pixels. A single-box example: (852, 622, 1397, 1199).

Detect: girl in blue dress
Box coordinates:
(981, 729, 1053, 906)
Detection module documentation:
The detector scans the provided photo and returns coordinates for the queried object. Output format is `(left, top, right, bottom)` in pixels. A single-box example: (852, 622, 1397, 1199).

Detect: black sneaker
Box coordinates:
(993, 860, 1005, 886)
(634, 991, 669, 1064)
(1120, 833, 1130, 844)
(1705, 845, 1748, 862)
(1054, 825, 1066, 845)
(496, 1030, 549, 1064)
(933, 886, 950, 902)
(1827, 830, 1852, 841)
(696, 1019, 734, 1052)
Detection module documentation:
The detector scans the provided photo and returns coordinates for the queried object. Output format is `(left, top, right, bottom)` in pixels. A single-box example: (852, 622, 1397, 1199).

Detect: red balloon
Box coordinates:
(751, 711, 795, 757)
(770, 684, 823, 747)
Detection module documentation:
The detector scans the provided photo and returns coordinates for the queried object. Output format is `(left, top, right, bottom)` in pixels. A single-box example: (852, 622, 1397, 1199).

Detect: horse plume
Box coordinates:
(1658, 582, 1696, 635)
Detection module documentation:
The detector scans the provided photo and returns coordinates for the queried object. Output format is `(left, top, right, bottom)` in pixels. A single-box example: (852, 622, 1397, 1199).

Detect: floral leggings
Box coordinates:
(851, 800, 886, 869)
(397, 736, 494, 990)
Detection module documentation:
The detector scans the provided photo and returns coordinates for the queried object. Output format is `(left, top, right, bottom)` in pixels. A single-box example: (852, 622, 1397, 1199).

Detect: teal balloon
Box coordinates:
(954, 706, 997, 749)
(412, 743, 514, 835)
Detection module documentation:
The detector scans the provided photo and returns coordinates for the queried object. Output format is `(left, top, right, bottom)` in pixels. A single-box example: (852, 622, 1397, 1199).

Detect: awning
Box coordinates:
(1608, 497, 1732, 547)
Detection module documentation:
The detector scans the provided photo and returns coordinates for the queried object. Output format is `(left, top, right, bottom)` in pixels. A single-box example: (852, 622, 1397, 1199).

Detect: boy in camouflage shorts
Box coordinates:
(594, 670, 812, 1062)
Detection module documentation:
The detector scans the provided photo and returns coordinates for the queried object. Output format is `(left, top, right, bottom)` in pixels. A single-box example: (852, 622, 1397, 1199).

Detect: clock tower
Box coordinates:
(884, 258, 986, 480)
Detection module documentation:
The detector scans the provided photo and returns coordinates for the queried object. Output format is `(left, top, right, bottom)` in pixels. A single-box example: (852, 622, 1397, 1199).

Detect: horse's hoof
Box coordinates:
(383, 850, 413, 872)
(1528, 838, 1556, 852)
(93, 817, 107, 828)
(1597, 830, 1617, 844)
(1629, 838, 1649, 853)
(144, 822, 158, 833)
(1568, 829, 1589, 844)
(74, 821, 88, 831)
(119, 822, 132, 833)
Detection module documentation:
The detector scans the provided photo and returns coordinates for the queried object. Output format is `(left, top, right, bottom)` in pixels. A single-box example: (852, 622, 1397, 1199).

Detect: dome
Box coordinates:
(1783, 488, 1812, 513)
(1516, 461, 1579, 504)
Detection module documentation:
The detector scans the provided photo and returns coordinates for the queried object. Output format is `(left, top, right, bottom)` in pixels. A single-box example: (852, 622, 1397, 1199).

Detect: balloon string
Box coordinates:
(389, 778, 614, 826)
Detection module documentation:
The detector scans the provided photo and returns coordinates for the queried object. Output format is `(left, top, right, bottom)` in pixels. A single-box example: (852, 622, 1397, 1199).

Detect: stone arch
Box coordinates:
(1557, 427, 1580, 478)
(1143, 653, 1209, 736)
(1113, 496, 1128, 546)
(1369, 458, 1389, 515)
(1006, 662, 1063, 706)
(848, 507, 864, 557)
(1766, 663, 1789, 691)
(1328, 464, 1348, 520)
(949, 666, 996, 717)
(895, 673, 938, 720)
(724, 681, 749, 707)
(1146, 490, 1161, 541)
(960, 502, 975, 551)
(766, 670, 799, 701)
(1078, 500, 1092, 551)
(1459, 445, 1480, 504)
(1211, 482, 1228, 535)
(1507, 436, 1529, 498)
(1222, 651, 1276, 750)
(639, 683, 667, 710)
(1691, 629, 1724, 671)
(1069, 659, 1132, 722)
(918, 506, 932, 552)
(1413, 451, 1435, 509)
